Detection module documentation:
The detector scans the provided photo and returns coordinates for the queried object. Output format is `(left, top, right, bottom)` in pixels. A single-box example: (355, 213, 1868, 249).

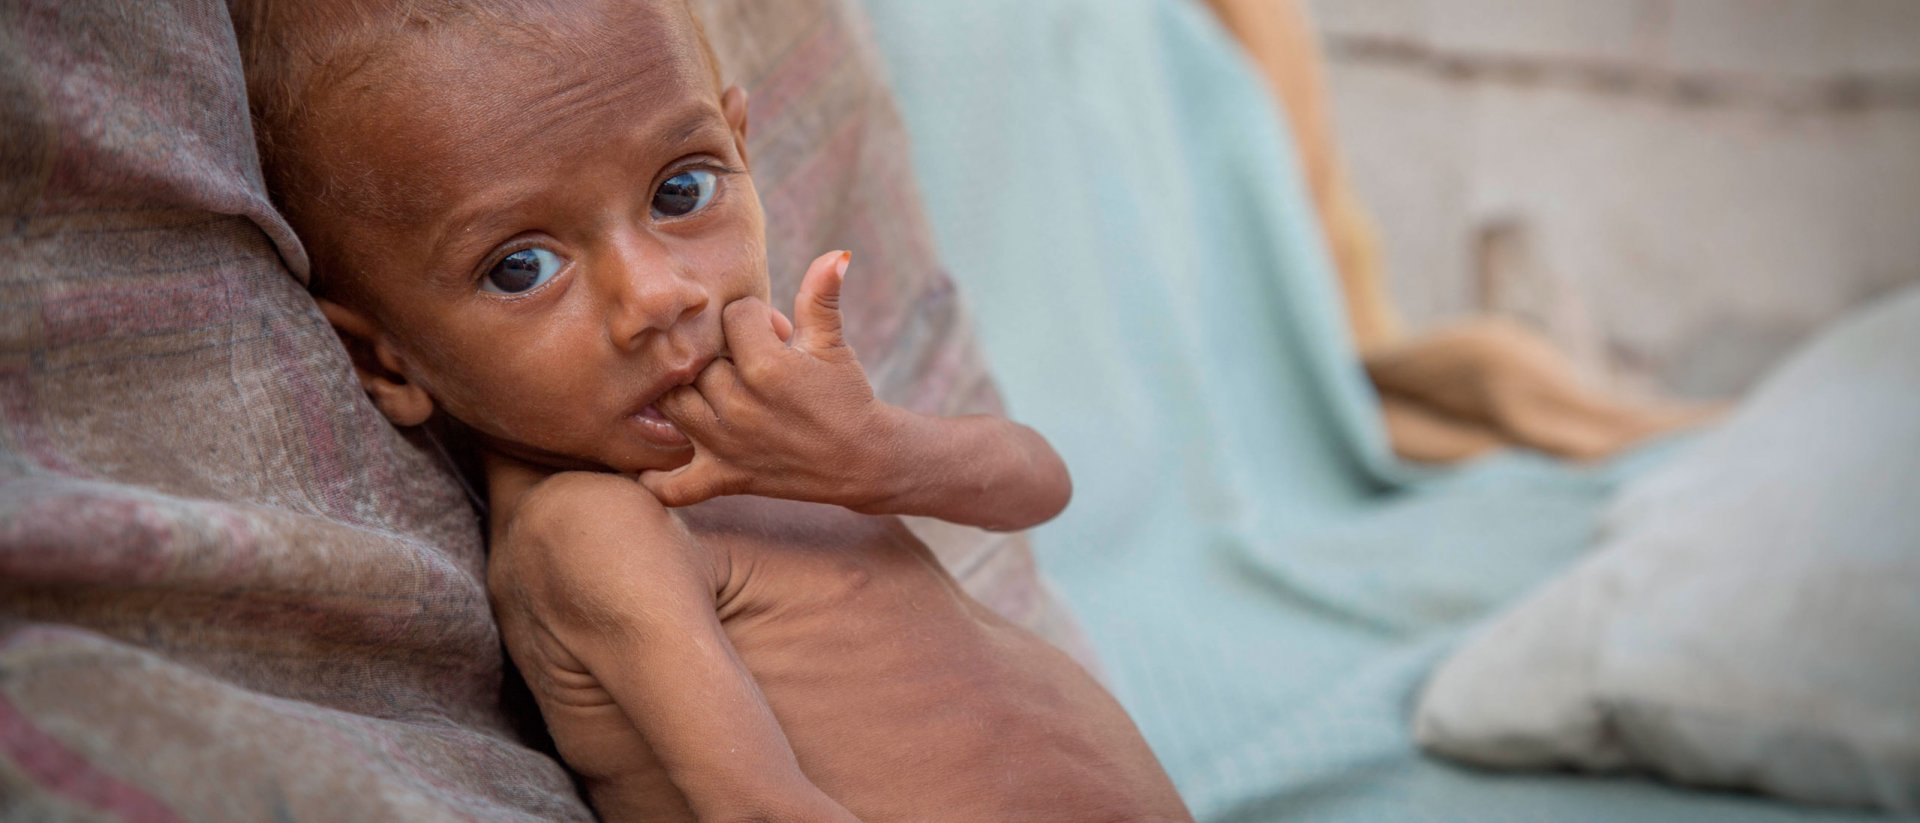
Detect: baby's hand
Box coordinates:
(640, 251, 900, 508)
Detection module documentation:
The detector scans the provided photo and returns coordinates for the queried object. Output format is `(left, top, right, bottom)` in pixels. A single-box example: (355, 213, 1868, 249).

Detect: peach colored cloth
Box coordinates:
(1204, 0, 1710, 462)
(1202, 0, 1399, 354)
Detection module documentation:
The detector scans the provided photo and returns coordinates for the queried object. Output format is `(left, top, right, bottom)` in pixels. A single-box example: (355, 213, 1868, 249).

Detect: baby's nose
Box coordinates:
(604, 260, 710, 349)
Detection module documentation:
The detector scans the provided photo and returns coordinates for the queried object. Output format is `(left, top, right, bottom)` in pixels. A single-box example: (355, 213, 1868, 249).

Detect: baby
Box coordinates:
(235, 0, 1191, 820)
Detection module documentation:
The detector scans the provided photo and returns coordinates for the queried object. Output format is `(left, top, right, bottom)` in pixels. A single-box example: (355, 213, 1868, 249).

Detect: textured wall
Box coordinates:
(1307, 0, 1920, 397)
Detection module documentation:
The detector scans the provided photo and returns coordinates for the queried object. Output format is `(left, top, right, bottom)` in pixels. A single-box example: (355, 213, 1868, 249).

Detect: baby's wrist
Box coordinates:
(851, 403, 934, 515)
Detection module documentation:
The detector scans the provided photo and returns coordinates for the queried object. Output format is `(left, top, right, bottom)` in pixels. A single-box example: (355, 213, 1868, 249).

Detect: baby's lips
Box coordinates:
(631, 402, 690, 447)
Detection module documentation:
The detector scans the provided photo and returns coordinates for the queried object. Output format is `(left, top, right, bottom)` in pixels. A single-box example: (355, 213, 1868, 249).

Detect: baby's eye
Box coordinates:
(652, 169, 718, 218)
(482, 246, 564, 294)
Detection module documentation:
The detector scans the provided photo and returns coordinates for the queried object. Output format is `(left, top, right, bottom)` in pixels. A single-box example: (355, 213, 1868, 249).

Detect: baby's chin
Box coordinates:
(475, 428, 695, 477)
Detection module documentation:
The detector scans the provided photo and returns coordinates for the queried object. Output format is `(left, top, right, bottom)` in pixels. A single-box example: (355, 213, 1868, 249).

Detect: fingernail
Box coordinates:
(834, 251, 852, 279)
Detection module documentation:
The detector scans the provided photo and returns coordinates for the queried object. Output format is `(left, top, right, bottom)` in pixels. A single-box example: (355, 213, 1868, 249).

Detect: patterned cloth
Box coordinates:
(0, 0, 1089, 818)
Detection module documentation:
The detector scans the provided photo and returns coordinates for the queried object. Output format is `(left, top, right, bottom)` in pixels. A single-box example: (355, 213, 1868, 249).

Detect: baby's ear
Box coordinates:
(315, 298, 436, 427)
(722, 84, 751, 170)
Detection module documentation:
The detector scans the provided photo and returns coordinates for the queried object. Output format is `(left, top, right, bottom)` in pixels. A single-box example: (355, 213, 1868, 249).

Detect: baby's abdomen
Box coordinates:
(715, 516, 1186, 822)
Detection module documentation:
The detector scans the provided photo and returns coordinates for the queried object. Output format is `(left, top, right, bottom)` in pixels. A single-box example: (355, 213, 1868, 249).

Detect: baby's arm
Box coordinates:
(853, 407, 1071, 532)
(641, 251, 1070, 532)
(491, 472, 859, 823)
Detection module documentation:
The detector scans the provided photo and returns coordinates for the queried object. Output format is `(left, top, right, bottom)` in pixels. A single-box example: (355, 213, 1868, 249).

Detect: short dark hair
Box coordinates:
(228, 0, 721, 293)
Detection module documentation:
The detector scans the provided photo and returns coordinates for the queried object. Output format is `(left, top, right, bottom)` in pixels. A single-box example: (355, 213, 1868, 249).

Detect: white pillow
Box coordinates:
(1414, 286, 1920, 812)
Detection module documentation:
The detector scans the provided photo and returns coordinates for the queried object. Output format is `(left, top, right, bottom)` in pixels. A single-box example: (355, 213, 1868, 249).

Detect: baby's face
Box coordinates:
(303, 0, 765, 474)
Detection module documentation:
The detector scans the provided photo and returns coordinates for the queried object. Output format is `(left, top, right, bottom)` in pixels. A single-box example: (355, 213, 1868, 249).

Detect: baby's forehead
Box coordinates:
(370, 0, 717, 96)
(307, 0, 721, 222)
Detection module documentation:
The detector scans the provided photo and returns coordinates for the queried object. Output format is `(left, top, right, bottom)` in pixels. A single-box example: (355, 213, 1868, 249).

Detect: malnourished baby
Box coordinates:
(235, 0, 1192, 819)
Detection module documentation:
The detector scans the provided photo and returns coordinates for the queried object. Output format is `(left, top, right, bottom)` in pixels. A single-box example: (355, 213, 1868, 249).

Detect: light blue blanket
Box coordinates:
(857, 0, 1875, 819)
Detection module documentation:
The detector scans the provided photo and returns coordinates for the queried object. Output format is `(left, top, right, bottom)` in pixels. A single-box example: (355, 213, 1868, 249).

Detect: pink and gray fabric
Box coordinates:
(0, 0, 1090, 818)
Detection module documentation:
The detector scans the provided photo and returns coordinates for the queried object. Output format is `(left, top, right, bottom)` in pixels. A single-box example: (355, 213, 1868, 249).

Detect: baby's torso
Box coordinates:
(519, 495, 1185, 822)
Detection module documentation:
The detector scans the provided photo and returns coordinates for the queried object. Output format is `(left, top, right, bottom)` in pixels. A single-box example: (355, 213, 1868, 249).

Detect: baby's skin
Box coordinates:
(262, 0, 1190, 819)
(487, 468, 1181, 821)
(478, 253, 1186, 821)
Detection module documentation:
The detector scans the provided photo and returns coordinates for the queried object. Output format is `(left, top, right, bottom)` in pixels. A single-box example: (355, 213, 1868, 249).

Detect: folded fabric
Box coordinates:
(1365, 319, 1721, 463)
(1416, 286, 1920, 812)
(0, 1, 584, 817)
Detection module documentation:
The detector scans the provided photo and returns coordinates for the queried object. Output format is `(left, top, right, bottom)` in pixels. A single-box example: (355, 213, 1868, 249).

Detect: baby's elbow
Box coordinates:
(984, 445, 1071, 533)
(1034, 429, 1073, 517)
(1038, 456, 1072, 525)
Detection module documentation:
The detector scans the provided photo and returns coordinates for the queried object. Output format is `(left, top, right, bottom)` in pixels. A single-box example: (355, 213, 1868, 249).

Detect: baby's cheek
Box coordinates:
(490, 362, 601, 439)
(737, 251, 773, 306)
(716, 189, 770, 300)
(424, 344, 574, 440)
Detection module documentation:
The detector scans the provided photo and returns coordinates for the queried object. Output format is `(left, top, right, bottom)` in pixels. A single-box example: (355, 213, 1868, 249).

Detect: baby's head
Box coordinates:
(237, 0, 766, 474)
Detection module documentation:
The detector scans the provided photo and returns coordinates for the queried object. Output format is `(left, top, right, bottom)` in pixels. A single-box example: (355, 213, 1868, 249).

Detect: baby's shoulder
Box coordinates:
(509, 471, 671, 536)
(490, 471, 712, 609)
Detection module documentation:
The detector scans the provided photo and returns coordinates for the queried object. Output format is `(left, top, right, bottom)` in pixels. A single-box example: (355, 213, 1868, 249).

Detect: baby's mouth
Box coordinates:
(631, 403, 688, 447)
(629, 350, 716, 448)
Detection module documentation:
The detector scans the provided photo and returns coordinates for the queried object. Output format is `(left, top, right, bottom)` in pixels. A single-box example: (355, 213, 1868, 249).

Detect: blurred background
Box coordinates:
(1307, 0, 1920, 398)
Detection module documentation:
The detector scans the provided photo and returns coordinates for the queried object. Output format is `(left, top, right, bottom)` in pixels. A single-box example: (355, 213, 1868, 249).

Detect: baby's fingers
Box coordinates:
(792, 250, 850, 355)
(638, 455, 746, 507)
(655, 383, 722, 442)
(771, 306, 794, 343)
(721, 297, 788, 372)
